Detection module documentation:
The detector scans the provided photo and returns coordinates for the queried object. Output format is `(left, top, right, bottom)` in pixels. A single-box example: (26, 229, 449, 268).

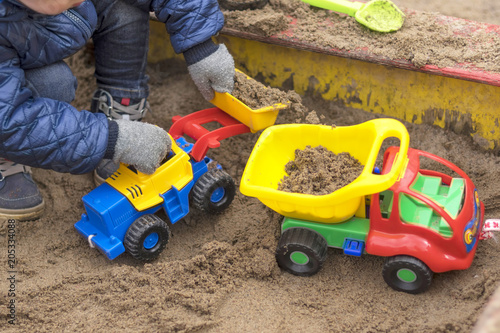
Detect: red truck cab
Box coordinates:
(368, 147, 484, 274)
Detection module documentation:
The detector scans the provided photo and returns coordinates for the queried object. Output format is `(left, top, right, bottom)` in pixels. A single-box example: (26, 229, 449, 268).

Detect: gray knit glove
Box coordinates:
(187, 44, 235, 101)
(112, 119, 171, 174)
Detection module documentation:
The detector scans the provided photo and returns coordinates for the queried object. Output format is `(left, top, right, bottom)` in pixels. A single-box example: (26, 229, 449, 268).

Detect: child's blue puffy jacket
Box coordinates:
(0, 0, 224, 174)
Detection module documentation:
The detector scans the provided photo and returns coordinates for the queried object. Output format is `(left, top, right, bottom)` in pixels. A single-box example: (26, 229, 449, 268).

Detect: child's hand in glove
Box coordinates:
(184, 40, 235, 101)
(110, 119, 171, 174)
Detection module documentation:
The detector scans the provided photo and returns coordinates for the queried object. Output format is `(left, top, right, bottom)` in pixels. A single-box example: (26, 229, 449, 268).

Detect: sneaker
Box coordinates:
(0, 160, 45, 221)
(93, 159, 120, 186)
(91, 89, 150, 185)
(91, 89, 150, 121)
(219, 0, 268, 10)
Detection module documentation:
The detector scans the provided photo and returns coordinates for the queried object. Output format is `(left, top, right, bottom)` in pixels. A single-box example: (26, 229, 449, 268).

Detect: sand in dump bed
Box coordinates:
(278, 146, 364, 195)
(2, 1, 500, 332)
(232, 70, 292, 109)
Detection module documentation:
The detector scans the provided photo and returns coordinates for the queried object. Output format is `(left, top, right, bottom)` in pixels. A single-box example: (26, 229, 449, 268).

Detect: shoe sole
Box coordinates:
(0, 200, 46, 221)
(93, 170, 106, 187)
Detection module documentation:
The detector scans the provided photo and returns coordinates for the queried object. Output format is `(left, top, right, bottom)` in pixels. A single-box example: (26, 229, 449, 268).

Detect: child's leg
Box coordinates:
(91, 0, 150, 101)
(0, 61, 76, 221)
(90, 0, 151, 184)
(24, 61, 77, 103)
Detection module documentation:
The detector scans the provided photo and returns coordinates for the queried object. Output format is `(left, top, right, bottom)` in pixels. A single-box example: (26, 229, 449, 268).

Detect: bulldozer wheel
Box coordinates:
(192, 169, 235, 213)
(124, 214, 170, 261)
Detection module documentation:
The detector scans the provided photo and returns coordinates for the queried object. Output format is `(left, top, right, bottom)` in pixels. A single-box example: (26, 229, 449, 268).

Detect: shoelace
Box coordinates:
(93, 90, 151, 121)
(0, 159, 30, 180)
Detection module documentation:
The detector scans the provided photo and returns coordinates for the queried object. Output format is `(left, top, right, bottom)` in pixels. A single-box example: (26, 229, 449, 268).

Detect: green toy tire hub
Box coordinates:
(396, 268, 417, 283)
(290, 251, 310, 265)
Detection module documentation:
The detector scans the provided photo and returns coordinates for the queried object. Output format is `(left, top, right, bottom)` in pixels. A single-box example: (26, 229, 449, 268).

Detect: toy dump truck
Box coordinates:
(75, 85, 289, 261)
(240, 118, 485, 294)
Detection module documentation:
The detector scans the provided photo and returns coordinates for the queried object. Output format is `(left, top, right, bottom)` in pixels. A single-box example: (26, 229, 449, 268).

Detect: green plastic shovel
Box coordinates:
(301, 0, 405, 32)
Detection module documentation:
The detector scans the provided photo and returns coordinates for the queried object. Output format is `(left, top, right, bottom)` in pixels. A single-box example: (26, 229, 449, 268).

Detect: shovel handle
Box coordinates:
(301, 0, 364, 17)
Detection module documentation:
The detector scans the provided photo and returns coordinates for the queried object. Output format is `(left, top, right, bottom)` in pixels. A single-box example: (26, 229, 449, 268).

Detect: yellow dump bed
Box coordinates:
(240, 118, 410, 223)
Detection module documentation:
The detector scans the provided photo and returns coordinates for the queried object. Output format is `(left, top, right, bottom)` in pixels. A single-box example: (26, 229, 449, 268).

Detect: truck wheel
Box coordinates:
(275, 228, 328, 277)
(124, 214, 170, 261)
(192, 169, 235, 213)
(382, 255, 433, 294)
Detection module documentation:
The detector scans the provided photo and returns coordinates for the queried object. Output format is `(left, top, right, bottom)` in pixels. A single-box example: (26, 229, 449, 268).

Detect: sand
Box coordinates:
(224, 0, 500, 72)
(278, 146, 364, 195)
(2, 1, 500, 332)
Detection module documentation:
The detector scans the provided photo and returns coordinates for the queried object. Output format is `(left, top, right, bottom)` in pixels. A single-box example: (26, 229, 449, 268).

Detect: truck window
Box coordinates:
(379, 190, 394, 219)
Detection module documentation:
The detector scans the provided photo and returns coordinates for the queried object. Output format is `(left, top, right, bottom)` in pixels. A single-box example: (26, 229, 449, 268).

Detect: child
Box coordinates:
(0, 0, 235, 221)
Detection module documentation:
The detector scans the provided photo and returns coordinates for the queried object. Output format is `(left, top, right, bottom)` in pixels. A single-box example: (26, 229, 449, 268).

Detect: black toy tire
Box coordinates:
(192, 168, 235, 213)
(275, 228, 328, 277)
(219, 0, 268, 11)
(124, 214, 170, 261)
(382, 255, 433, 294)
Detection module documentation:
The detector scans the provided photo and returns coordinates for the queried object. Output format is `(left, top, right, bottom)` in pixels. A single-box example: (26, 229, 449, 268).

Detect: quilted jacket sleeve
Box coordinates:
(0, 52, 110, 174)
(0, 1, 109, 174)
(125, 0, 224, 54)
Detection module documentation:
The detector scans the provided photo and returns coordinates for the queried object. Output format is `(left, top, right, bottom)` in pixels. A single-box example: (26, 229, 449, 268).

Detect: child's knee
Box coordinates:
(24, 61, 77, 103)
